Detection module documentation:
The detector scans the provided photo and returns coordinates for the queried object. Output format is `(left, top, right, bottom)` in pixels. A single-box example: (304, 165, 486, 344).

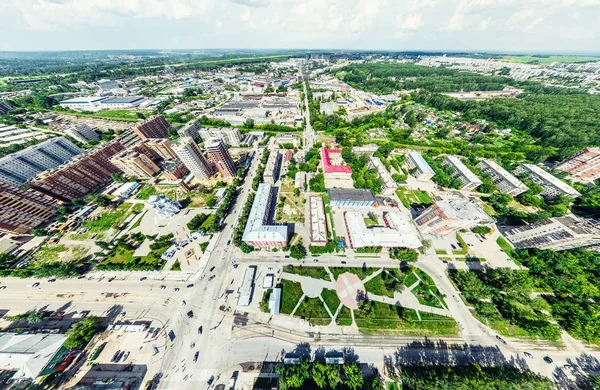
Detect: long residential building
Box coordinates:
(555, 148, 600, 183)
(367, 156, 398, 196)
(28, 141, 125, 201)
(321, 148, 352, 179)
(172, 137, 214, 180)
(328, 188, 377, 207)
(198, 127, 241, 146)
(143, 138, 177, 160)
(442, 155, 483, 191)
(513, 163, 581, 198)
(205, 138, 236, 179)
(242, 183, 288, 249)
(343, 211, 421, 249)
(0, 100, 12, 115)
(263, 152, 281, 184)
(64, 124, 99, 144)
(178, 120, 202, 142)
(476, 159, 528, 196)
(0, 181, 59, 234)
(504, 215, 600, 251)
(132, 115, 170, 140)
(414, 198, 493, 236)
(406, 151, 435, 180)
(309, 196, 328, 246)
(110, 151, 161, 179)
(0, 137, 83, 186)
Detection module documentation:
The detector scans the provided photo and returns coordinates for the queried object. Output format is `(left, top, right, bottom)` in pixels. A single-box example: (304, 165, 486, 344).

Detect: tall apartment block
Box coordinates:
(205, 138, 236, 179)
(143, 139, 177, 160)
(367, 156, 398, 196)
(110, 151, 161, 179)
(476, 159, 528, 196)
(504, 215, 600, 251)
(198, 127, 241, 146)
(0, 137, 83, 186)
(178, 120, 202, 142)
(0, 181, 59, 234)
(132, 115, 170, 140)
(242, 183, 288, 249)
(64, 124, 99, 144)
(442, 155, 483, 191)
(513, 164, 581, 198)
(555, 148, 600, 183)
(414, 198, 493, 236)
(29, 141, 125, 202)
(172, 137, 214, 180)
(406, 151, 435, 180)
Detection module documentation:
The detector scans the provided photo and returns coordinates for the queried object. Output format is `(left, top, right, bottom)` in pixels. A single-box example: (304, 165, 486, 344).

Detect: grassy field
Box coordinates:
(321, 289, 341, 314)
(435, 249, 448, 255)
(136, 185, 158, 200)
(336, 305, 353, 326)
(280, 279, 304, 315)
(295, 297, 331, 326)
(32, 244, 87, 263)
(496, 236, 515, 258)
(501, 55, 600, 64)
(396, 188, 433, 208)
(284, 265, 331, 281)
(363, 217, 379, 227)
(55, 109, 140, 123)
(84, 203, 134, 233)
(329, 267, 379, 281)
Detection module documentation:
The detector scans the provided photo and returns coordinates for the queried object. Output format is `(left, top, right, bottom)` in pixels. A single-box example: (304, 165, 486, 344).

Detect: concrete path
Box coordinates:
(281, 272, 337, 298)
(367, 290, 452, 317)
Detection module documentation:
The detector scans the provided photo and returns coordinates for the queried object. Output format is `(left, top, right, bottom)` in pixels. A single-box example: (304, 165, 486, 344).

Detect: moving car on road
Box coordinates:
(198, 326, 203, 335)
(524, 352, 533, 359)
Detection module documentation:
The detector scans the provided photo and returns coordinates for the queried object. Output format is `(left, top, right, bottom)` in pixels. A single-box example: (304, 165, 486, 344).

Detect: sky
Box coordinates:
(1, 0, 599, 53)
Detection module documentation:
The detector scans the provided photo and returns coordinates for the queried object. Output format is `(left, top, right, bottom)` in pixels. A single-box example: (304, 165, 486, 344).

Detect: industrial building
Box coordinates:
(172, 137, 214, 180)
(0, 137, 83, 186)
(476, 159, 528, 196)
(29, 141, 125, 201)
(58, 96, 108, 111)
(198, 127, 241, 146)
(0, 124, 48, 148)
(343, 211, 421, 249)
(513, 164, 581, 198)
(132, 115, 170, 140)
(205, 138, 236, 179)
(110, 150, 161, 179)
(0, 181, 59, 234)
(414, 198, 493, 236)
(367, 156, 398, 196)
(406, 151, 435, 180)
(242, 183, 288, 249)
(98, 96, 145, 109)
(64, 124, 99, 144)
(442, 155, 483, 191)
(327, 188, 377, 207)
(504, 215, 600, 251)
(263, 152, 281, 184)
(178, 120, 202, 142)
(309, 196, 328, 246)
(0, 333, 67, 382)
(555, 148, 600, 183)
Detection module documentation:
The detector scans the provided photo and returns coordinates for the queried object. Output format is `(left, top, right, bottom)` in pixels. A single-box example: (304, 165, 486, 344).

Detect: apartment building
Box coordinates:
(178, 120, 202, 142)
(476, 159, 528, 196)
(442, 155, 483, 191)
(367, 156, 398, 196)
(555, 148, 600, 183)
(132, 115, 170, 140)
(263, 152, 281, 184)
(0, 181, 59, 234)
(143, 138, 177, 160)
(513, 164, 581, 198)
(110, 151, 161, 179)
(29, 141, 125, 201)
(274, 133, 301, 148)
(198, 127, 241, 146)
(328, 189, 377, 207)
(172, 137, 214, 180)
(242, 183, 288, 249)
(64, 124, 99, 144)
(0, 137, 83, 186)
(344, 211, 421, 249)
(414, 198, 493, 236)
(504, 215, 600, 251)
(406, 151, 435, 180)
(352, 144, 379, 158)
(161, 160, 189, 181)
(205, 138, 236, 179)
(309, 196, 328, 246)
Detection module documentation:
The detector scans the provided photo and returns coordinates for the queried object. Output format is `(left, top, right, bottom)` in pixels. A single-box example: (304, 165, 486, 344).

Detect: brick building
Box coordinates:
(0, 181, 59, 234)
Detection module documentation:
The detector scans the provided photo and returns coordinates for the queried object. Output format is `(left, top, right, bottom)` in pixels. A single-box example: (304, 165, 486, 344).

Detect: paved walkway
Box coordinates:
(280, 272, 335, 298)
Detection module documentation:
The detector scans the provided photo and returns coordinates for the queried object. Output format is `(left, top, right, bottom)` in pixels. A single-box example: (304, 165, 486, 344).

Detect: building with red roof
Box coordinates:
(321, 148, 352, 178)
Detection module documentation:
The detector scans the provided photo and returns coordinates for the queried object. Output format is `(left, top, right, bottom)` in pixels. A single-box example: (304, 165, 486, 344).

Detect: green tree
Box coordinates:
(290, 243, 307, 260)
(63, 316, 103, 349)
(245, 118, 255, 129)
(343, 364, 364, 390)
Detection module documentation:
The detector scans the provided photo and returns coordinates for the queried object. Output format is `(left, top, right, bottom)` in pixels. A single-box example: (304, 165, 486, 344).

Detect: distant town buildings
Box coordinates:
(442, 155, 482, 191)
(367, 156, 398, 196)
(64, 124, 99, 144)
(343, 211, 421, 249)
(172, 137, 214, 180)
(132, 115, 170, 140)
(504, 215, 600, 251)
(309, 196, 328, 246)
(414, 198, 493, 236)
(198, 127, 241, 146)
(274, 133, 301, 148)
(242, 183, 288, 249)
(205, 138, 236, 179)
(178, 120, 202, 142)
(0, 100, 12, 115)
(513, 163, 581, 198)
(476, 159, 528, 196)
(406, 151, 435, 180)
(110, 150, 161, 179)
(0, 137, 83, 186)
(327, 189, 377, 207)
(0, 181, 58, 234)
(555, 148, 600, 184)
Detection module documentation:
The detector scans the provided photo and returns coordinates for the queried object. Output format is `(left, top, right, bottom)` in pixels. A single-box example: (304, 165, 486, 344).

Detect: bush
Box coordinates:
(64, 316, 103, 349)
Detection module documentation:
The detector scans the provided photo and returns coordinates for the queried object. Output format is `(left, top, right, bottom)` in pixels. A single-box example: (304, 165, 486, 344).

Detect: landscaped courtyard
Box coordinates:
(275, 178, 305, 224)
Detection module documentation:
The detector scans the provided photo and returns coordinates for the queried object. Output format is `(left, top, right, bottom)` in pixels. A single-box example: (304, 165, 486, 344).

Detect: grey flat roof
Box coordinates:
(328, 188, 376, 202)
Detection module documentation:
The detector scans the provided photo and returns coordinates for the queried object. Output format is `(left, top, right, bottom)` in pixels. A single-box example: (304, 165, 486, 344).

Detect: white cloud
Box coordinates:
(397, 14, 424, 31)
(445, 1, 466, 31)
(479, 17, 491, 30)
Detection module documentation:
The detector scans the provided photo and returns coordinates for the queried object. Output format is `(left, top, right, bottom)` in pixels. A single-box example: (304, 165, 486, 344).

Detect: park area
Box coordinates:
(275, 178, 305, 224)
(136, 183, 219, 208)
(396, 188, 433, 208)
(274, 265, 457, 335)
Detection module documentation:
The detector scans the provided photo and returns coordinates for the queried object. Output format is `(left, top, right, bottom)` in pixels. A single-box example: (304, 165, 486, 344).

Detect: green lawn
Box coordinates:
(321, 288, 341, 314)
(396, 188, 433, 208)
(128, 210, 147, 231)
(452, 234, 469, 255)
(364, 272, 401, 298)
(404, 272, 419, 287)
(295, 297, 331, 326)
(435, 249, 448, 255)
(336, 305, 353, 326)
(199, 214, 217, 230)
(496, 236, 515, 258)
(363, 217, 379, 227)
(84, 203, 133, 232)
(329, 267, 379, 281)
(284, 265, 331, 281)
(280, 279, 304, 315)
(136, 185, 158, 200)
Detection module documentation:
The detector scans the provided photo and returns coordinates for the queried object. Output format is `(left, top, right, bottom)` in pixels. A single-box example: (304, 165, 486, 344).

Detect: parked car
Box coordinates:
(209, 266, 215, 272)
(187, 310, 194, 318)
(496, 335, 507, 344)
(47, 279, 56, 282)
(193, 351, 199, 363)
(140, 277, 147, 281)
(524, 352, 533, 359)
(0, 286, 6, 290)
(160, 285, 166, 289)
(187, 284, 194, 288)
(198, 326, 203, 335)
(209, 275, 216, 281)
(111, 350, 121, 362)
(543, 356, 553, 364)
